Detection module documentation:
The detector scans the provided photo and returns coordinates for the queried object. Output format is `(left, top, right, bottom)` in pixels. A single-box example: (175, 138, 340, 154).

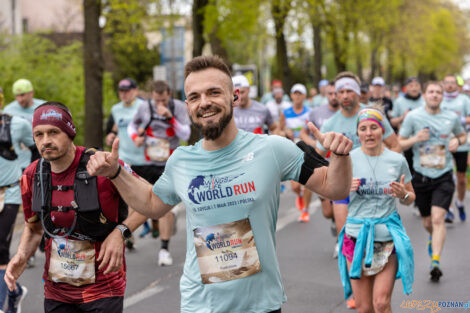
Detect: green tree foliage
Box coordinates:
(103, 0, 160, 85)
(0, 34, 118, 145)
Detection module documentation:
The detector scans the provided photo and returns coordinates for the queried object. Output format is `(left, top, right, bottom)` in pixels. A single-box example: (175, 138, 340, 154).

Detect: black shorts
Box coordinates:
(131, 165, 165, 184)
(0, 204, 20, 265)
(44, 296, 123, 313)
(452, 151, 468, 173)
(412, 171, 454, 217)
(404, 149, 414, 175)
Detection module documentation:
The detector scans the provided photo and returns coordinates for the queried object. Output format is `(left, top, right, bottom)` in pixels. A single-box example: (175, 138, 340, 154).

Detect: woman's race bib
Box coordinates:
(363, 241, 394, 276)
(193, 218, 261, 284)
(48, 238, 96, 286)
(145, 137, 170, 162)
(420, 144, 445, 169)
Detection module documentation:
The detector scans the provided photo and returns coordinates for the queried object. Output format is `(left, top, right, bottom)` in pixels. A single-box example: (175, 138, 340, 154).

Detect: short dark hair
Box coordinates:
(184, 55, 231, 81)
(423, 81, 443, 93)
(334, 72, 361, 85)
(443, 74, 456, 81)
(328, 81, 335, 87)
(35, 101, 72, 117)
(151, 80, 170, 94)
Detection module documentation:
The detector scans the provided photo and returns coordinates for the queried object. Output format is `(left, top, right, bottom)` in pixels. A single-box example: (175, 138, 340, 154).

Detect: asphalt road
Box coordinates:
(9, 187, 470, 313)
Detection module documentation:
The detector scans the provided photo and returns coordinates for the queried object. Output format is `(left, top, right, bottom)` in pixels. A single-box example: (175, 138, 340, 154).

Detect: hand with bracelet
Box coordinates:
(307, 122, 353, 157)
(449, 136, 464, 153)
(390, 174, 415, 205)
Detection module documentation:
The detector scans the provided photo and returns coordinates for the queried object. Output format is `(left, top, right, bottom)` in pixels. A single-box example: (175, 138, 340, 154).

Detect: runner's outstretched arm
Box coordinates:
(4, 221, 43, 291)
(86, 138, 174, 220)
(304, 122, 352, 200)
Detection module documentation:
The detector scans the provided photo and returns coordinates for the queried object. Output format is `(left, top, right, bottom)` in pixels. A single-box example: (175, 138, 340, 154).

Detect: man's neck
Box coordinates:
(341, 103, 360, 117)
(202, 120, 239, 151)
(425, 105, 440, 115)
(240, 99, 252, 109)
(50, 144, 77, 173)
(124, 99, 135, 107)
(328, 104, 339, 112)
(21, 101, 33, 109)
(293, 103, 303, 113)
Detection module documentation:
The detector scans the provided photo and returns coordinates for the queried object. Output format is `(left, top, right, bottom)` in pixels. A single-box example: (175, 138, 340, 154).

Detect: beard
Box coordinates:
(40, 144, 67, 161)
(191, 103, 233, 141)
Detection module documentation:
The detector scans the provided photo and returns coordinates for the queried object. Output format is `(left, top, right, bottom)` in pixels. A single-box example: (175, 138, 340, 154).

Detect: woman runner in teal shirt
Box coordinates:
(339, 107, 416, 313)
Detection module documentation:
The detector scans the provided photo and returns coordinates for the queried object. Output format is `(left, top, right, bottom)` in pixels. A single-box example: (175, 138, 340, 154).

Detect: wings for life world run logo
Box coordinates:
(357, 177, 393, 195)
(187, 173, 256, 205)
(204, 232, 242, 251)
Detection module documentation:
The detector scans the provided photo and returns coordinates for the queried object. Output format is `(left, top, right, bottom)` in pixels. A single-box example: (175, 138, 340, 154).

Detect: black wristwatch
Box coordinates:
(115, 224, 132, 239)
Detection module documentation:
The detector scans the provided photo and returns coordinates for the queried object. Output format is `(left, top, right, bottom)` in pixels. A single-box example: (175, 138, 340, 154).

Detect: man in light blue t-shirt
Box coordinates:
(105, 78, 147, 248)
(398, 81, 466, 282)
(390, 77, 425, 177)
(88, 55, 354, 313)
(3, 79, 45, 170)
(440, 74, 470, 222)
(316, 72, 402, 262)
(0, 112, 35, 311)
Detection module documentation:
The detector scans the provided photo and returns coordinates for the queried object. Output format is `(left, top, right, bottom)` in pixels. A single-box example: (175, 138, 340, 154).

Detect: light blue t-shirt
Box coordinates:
(391, 95, 425, 118)
(110, 98, 146, 165)
(316, 106, 394, 151)
(311, 94, 327, 108)
(441, 94, 470, 152)
(399, 106, 464, 178)
(260, 92, 290, 105)
(154, 130, 304, 313)
(3, 98, 46, 169)
(346, 147, 412, 242)
(0, 114, 35, 204)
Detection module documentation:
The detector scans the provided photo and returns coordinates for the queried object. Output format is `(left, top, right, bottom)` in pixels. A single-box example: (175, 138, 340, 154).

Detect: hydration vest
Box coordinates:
(0, 114, 18, 161)
(142, 98, 176, 132)
(32, 149, 128, 242)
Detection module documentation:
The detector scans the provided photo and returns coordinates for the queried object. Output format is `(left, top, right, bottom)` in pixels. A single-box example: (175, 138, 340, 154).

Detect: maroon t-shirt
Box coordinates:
(21, 146, 126, 303)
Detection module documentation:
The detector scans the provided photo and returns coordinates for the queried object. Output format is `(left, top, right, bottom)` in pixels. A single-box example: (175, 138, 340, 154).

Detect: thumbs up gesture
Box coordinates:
(307, 122, 353, 156)
(87, 137, 121, 178)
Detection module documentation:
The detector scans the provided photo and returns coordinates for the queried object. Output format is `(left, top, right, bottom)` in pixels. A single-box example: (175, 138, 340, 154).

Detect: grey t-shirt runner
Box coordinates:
(234, 100, 274, 134)
(308, 104, 337, 129)
(129, 98, 190, 166)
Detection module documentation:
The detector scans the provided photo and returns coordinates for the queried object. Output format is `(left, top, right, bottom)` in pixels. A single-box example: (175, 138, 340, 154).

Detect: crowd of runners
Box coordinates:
(0, 55, 469, 313)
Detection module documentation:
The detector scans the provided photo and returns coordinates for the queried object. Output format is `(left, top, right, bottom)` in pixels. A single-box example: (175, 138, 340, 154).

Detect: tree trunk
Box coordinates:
(209, 29, 230, 65)
(192, 0, 208, 57)
(271, 0, 292, 88)
(312, 21, 322, 87)
(83, 0, 103, 148)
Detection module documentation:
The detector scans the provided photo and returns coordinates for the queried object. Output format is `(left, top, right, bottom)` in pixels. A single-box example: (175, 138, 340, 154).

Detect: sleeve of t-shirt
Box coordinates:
(267, 135, 304, 182)
(19, 117, 34, 147)
(400, 156, 413, 184)
(174, 100, 190, 125)
(452, 114, 465, 135)
(391, 100, 400, 118)
(464, 96, 470, 117)
(382, 116, 394, 139)
(21, 163, 37, 223)
(152, 154, 181, 205)
(265, 107, 274, 127)
(399, 114, 413, 138)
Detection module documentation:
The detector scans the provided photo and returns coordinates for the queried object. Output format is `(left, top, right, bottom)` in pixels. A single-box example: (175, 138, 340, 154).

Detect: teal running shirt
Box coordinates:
(154, 130, 304, 313)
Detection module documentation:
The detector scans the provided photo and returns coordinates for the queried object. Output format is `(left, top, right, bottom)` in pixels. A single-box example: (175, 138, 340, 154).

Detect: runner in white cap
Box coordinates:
(232, 75, 279, 134)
